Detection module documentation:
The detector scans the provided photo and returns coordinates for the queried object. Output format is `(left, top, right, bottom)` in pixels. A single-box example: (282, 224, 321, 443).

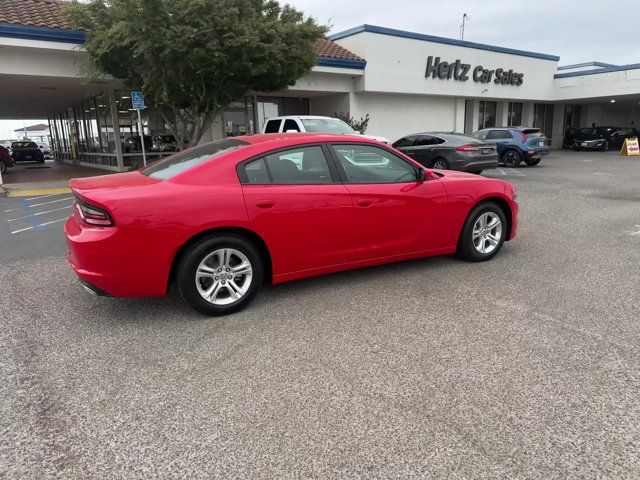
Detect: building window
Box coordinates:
(508, 102, 523, 126)
(479, 101, 497, 129)
(534, 103, 555, 139)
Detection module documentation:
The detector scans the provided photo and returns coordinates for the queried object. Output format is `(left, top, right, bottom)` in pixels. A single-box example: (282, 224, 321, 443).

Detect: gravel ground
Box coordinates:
(1, 150, 639, 479)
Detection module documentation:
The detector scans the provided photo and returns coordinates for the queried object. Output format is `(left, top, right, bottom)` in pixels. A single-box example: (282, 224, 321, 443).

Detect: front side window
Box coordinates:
(264, 120, 281, 133)
(263, 146, 332, 184)
(332, 144, 418, 184)
(300, 118, 356, 134)
(142, 138, 249, 180)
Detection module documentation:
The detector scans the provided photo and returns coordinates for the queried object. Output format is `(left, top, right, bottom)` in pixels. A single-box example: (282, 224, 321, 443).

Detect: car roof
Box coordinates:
(265, 115, 338, 121)
(239, 132, 370, 145)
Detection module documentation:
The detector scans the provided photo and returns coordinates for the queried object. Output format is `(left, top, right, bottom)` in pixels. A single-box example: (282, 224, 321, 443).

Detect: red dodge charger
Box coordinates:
(65, 133, 518, 315)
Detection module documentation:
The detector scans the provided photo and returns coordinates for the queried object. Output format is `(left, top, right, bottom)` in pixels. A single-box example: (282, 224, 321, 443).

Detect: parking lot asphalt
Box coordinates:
(1, 150, 640, 479)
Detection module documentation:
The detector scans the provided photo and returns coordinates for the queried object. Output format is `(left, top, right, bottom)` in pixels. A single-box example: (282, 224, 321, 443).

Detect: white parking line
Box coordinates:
(4, 196, 72, 213)
(7, 205, 72, 222)
(506, 168, 526, 177)
(25, 193, 59, 202)
(630, 225, 640, 236)
(10, 217, 68, 235)
(497, 168, 506, 176)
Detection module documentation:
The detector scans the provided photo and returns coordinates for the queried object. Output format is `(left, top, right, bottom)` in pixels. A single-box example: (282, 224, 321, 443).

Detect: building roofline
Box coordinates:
(554, 63, 640, 78)
(557, 61, 618, 71)
(329, 24, 560, 62)
(0, 23, 85, 44)
(316, 57, 366, 70)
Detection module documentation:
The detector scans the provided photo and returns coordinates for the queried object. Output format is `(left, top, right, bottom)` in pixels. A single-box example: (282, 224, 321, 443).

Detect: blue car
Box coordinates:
(472, 127, 549, 167)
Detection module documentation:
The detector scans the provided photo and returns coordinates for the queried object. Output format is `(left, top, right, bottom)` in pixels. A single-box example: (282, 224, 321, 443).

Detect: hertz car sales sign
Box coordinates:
(425, 56, 524, 86)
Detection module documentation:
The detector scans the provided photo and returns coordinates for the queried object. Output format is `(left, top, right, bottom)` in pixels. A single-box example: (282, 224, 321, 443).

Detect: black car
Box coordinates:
(10, 141, 45, 163)
(610, 127, 640, 149)
(393, 132, 498, 174)
(570, 126, 619, 151)
(123, 135, 152, 153)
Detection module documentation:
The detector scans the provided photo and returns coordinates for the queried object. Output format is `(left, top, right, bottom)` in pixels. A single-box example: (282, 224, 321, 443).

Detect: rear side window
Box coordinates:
(485, 130, 513, 140)
(141, 138, 248, 179)
(521, 128, 543, 138)
(414, 135, 445, 146)
(264, 120, 281, 133)
(244, 158, 270, 184)
(241, 146, 333, 185)
(393, 136, 416, 148)
(283, 119, 300, 132)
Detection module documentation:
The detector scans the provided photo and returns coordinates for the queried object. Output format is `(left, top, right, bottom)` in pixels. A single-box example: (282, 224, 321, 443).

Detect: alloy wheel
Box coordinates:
(503, 151, 520, 167)
(472, 212, 503, 254)
(195, 248, 253, 305)
(432, 159, 448, 169)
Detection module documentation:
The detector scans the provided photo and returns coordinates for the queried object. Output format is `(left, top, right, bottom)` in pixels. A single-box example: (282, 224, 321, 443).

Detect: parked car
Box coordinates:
(472, 127, 549, 167)
(393, 132, 498, 174)
(262, 115, 391, 144)
(0, 145, 15, 174)
(123, 135, 152, 153)
(151, 134, 178, 152)
(569, 126, 619, 151)
(37, 143, 53, 159)
(610, 127, 640, 149)
(10, 141, 45, 163)
(65, 133, 518, 316)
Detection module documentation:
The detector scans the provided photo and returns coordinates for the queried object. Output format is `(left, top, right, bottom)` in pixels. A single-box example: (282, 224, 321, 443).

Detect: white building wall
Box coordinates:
(349, 93, 458, 142)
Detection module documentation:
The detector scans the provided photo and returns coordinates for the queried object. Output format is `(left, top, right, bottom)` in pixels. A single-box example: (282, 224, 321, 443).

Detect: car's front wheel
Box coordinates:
(177, 235, 264, 316)
(502, 150, 522, 167)
(457, 202, 508, 262)
(0, 162, 6, 174)
(601, 141, 610, 152)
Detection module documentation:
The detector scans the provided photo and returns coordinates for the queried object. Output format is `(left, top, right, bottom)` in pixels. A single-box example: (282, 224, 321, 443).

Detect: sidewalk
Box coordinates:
(0, 160, 112, 197)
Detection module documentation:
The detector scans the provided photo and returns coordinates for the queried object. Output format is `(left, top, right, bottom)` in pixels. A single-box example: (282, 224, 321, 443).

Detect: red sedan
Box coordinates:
(65, 133, 518, 315)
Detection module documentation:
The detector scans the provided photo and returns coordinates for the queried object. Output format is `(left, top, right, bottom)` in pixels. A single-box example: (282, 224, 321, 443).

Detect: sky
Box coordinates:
(3, 0, 639, 137)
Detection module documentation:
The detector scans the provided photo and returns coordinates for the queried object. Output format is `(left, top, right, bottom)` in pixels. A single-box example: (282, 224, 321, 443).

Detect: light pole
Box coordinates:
(460, 13, 469, 41)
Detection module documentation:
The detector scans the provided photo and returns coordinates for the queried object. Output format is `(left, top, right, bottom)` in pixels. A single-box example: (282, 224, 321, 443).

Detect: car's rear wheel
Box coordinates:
(0, 162, 6, 174)
(524, 158, 540, 166)
(457, 201, 507, 262)
(502, 150, 522, 167)
(431, 158, 449, 170)
(177, 235, 264, 316)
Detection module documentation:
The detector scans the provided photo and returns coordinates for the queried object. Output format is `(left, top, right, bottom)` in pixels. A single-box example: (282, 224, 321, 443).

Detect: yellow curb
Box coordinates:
(6, 187, 72, 197)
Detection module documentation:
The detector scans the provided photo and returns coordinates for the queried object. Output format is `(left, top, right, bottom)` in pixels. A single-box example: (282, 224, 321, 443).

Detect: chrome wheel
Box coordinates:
(195, 248, 253, 305)
(472, 212, 503, 254)
(432, 159, 448, 169)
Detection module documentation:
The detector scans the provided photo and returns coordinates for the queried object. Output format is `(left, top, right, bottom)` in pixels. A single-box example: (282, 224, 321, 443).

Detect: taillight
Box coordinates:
(519, 131, 528, 143)
(455, 145, 477, 151)
(74, 197, 114, 227)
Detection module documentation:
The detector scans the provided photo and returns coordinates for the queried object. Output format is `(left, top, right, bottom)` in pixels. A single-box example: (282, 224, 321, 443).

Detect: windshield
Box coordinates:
(578, 128, 597, 135)
(12, 142, 37, 149)
(300, 118, 356, 134)
(141, 138, 249, 179)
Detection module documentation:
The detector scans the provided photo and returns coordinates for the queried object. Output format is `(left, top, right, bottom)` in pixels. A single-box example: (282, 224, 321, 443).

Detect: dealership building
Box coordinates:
(2, 0, 640, 172)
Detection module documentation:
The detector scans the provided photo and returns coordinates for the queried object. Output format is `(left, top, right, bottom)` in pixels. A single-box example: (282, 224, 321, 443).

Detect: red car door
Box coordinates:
(240, 145, 353, 276)
(330, 143, 447, 261)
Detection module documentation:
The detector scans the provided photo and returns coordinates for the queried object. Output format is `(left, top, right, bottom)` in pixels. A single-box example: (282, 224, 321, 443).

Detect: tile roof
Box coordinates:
(0, 0, 74, 30)
(314, 37, 364, 62)
(0, 0, 365, 62)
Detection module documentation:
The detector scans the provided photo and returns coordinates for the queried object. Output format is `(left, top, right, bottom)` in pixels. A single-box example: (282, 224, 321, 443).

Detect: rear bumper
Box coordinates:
(524, 147, 549, 159)
(65, 214, 181, 298)
(452, 153, 499, 172)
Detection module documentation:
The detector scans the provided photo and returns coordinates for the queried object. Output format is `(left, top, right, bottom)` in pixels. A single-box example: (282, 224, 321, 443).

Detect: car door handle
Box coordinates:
(356, 199, 373, 207)
(255, 200, 275, 209)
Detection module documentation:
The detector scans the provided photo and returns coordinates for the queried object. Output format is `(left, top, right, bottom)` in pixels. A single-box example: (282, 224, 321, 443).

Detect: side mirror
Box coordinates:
(418, 168, 427, 182)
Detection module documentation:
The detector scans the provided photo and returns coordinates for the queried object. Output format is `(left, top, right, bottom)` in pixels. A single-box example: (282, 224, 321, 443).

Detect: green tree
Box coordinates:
(64, 0, 326, 149)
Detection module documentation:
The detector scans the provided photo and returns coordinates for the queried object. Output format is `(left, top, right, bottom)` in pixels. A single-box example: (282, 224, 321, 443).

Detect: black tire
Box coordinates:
(176, 234, 264, 316)
(457, 201, 508, 262)
(430, 158, 449, 170)
(0, 162, 6, 174)
(571, 145, 580, 151)
(502, 149, 522, 167)
(601, 141, 610, 152)
(524, 158, 540, 166)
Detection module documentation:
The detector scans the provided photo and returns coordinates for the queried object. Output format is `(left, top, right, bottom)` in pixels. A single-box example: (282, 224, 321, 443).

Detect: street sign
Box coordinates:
(620, 137, 639, 156)
(131, 91, 145, 110)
